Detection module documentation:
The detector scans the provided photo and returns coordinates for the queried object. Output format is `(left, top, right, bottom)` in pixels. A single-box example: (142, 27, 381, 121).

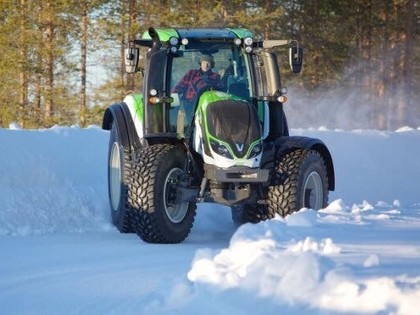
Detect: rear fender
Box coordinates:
(273, 136, 335, 191)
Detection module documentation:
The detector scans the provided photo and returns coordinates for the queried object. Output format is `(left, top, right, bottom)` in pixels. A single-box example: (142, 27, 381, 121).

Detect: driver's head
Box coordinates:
(199, 54, 215, 72)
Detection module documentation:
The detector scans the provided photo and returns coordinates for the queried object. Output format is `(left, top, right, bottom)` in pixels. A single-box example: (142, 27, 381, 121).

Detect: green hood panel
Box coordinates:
(197, 91, 243, 113)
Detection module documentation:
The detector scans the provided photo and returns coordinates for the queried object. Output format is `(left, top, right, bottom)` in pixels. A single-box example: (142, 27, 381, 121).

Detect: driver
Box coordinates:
(172, 54, 220, 105)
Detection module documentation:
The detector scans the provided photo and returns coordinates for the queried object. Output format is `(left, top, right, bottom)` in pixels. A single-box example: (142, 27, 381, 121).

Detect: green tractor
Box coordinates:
(102, 27, 335, 243)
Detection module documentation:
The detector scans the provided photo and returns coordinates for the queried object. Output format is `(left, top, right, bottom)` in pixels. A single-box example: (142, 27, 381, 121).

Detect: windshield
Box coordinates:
(169, 45, 252, 134)
(171, 48, 249, 92)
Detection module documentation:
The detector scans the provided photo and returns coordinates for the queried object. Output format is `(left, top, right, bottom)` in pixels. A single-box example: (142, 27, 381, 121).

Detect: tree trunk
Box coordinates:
(126, 0, 136, 93)
(378, 1, 390, 130)
(79, 0, 88, 127)
(44, 0, 54, 121)
(400, 0, 414, 127)
(264, 0, 272, 38)
(35, 3, 43, 124)
(19, 0, 28, 128)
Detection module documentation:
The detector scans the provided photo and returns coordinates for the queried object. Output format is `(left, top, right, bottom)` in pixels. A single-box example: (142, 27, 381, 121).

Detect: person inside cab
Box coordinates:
(172, 54, 220, 105)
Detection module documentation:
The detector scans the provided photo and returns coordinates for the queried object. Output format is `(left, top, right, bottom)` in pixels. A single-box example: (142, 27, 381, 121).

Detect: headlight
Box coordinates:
(210, 140, 233, 159)
(248, 142, 262, 158)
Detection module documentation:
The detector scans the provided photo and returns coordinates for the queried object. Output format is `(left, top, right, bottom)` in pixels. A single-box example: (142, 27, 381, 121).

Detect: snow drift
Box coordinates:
(1, 125, 419, 315)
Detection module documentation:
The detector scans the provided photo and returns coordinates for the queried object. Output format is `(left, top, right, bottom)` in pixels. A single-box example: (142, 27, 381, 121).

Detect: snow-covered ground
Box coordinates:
(1, 125, 419, 315)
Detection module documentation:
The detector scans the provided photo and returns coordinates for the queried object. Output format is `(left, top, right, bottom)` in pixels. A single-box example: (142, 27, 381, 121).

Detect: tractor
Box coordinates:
(102, 27, 335, 243)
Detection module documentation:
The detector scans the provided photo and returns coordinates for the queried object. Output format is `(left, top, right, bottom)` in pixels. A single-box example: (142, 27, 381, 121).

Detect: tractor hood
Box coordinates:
(194, 91, 263, 168)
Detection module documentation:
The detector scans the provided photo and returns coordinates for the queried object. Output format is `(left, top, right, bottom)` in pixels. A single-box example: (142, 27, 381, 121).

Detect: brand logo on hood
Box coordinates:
(235, 143, 244, 152)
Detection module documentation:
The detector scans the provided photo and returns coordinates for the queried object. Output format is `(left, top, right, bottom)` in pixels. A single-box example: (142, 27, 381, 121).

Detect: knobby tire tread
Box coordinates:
(128, 144, 196, 243)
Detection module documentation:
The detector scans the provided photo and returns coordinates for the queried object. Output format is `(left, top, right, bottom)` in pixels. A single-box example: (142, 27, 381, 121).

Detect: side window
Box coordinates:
(252, 54, 268, 97)
(252, 51, 281, 98)
(168, 53, 189, 134)
(224, 51, 251, 100)
(171, 52, 193, 91)
(168, 51, 199, 135)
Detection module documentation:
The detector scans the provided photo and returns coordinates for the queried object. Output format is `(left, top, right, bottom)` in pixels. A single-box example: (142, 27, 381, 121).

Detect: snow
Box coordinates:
(1, 125, 420, 315)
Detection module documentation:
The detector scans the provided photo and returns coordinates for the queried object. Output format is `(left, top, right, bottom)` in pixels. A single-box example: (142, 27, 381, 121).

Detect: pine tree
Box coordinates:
(0, 0, 418, 129)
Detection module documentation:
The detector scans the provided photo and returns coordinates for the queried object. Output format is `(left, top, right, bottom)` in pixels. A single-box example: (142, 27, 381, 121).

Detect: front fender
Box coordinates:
(102, 102, 142, 150)
(274, 136, 335, 191)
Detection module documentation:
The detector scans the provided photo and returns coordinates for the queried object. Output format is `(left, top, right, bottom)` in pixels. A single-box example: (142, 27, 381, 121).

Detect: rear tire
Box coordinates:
(231, 204, 272, 225)
(267, 149, 328, 217)
(130, 144, 196, 243)
(107, 123, 134, 233)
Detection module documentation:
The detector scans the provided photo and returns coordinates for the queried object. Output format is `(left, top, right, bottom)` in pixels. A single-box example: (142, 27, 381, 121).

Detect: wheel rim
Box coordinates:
(163, 167, 189, 223)
(109, 142, 122, 211)
(303, 171, 323, 210)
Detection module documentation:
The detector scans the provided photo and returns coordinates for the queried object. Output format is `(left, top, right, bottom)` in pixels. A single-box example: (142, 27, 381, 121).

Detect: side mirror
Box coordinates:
(289, 46, 303, 74)
(124, 47, 139, 74)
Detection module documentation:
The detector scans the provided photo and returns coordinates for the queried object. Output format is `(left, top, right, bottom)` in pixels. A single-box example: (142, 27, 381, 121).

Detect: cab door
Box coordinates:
(143, 49, 167, 136)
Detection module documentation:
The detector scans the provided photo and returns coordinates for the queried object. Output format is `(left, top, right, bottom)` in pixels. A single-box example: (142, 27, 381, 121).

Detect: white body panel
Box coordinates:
(123, 94, 144, 139)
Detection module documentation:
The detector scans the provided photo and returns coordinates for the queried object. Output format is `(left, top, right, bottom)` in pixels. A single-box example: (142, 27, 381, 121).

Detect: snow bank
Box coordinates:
(186, 205, 420, 315)
(1, 125, 420, 315)
(1, 126, 419, 236)
(291, 127, 420, 206)
(0, 126, 112, 236)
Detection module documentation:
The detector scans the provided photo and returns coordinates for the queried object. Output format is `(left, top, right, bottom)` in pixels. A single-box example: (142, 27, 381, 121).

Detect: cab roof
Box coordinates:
(141, 27, 254, 42)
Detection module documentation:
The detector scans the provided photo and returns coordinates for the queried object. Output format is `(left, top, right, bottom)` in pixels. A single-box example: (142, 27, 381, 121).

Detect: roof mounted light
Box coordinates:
(243, 37, 253, 53)
(169, 37, 178, 46)
(244, 37, 253, 46)
(168, 37, 179, 54)
(181, 38, 189, 46)
(245, 46, 253, 53)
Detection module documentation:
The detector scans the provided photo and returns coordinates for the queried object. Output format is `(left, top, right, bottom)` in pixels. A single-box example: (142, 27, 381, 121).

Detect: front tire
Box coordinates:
(130, 144, 196, 243)
(267, 149, 329, 217)
(107, 123, 134, 233)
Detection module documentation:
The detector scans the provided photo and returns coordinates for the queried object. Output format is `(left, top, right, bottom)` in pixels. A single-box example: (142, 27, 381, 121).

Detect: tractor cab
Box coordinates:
(125, 27, 302, 142)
